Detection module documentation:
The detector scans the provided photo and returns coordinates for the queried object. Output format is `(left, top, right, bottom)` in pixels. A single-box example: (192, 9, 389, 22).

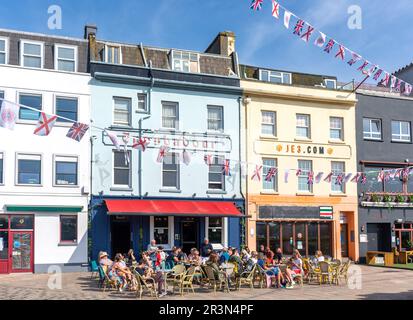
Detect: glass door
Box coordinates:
(10, 232, 33, 273)
(0, 231, 9, 274)
(340, 224, 349, 257)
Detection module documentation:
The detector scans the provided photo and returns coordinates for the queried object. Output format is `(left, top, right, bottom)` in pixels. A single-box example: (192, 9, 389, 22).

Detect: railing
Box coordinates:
(361, 192, 413, 207)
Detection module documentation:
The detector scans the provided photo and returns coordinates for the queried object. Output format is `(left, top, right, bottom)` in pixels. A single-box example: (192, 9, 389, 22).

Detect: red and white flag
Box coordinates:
(105, 130, 121, 151)
(377, 170, 385, 182)
(157, 145, 169, 163)
(324, 172, 333, 183)
(347, 52, 362, 66)
(301, 24, 315, 42)
(132, 137, 149, 152)
(351, 173, 361, 183)
(379, 72, 390, 87)
(404, 83, 413, 96)
(204, 154, 213, 166)
(284, 11, 292, 29)
(182, 150, 191, 166)
(314, 32, 326, 47)
(271, 0, 280, 19)
(0, 100, 19, 130)
(251, 165, 263, 181)
(335, 45, 345, 60)
(315, 172, 324, 184)
(357, 60, 369, 73)
(33, 112, 57, 136)
(265, 167, 278, 182)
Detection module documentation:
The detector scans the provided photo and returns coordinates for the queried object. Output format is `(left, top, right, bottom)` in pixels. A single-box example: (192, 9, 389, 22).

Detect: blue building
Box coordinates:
(86, 26, 245, 259)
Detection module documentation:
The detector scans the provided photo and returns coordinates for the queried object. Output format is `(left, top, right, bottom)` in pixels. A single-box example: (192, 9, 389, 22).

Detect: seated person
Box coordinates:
(206, 252, 227, 282)
(166, 247, 179, 267)
(98, 251, 113, 267)
(241, 247, 251, 262)
(312, 250, 325, 266)
(112, 253, 136, 292)
(127, 249, 137, 267)
(263, 251, 284, 288)
(188, 248, 202, 266)
(135, 259, 166, 298)
(219, 247, 231, 265)
(275, 248, 283, 264)
(245, 251, 258, 272)
(176, 247, 187, 262)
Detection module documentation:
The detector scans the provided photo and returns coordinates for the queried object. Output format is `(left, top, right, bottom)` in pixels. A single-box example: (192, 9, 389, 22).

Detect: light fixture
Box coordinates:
(192, 193, 196, 198)
(144, 192, 149, 197)
(361, 225, 365, 233)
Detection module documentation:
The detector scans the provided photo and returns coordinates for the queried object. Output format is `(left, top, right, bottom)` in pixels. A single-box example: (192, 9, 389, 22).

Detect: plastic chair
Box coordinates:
(90, 260, 99, 280)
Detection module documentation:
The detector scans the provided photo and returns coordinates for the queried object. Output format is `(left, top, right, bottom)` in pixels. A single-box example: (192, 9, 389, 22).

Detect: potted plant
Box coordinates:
(409, 195, 413, 203)
(395, 194, 405, 203)
(407, 240, 413, 251)
(383, 194, 392, 203)
(371, 194, 381, 203)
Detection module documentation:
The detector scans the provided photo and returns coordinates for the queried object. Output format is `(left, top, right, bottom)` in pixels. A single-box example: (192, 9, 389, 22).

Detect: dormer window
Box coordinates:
(259, 69, 291, 85)
(324, 79, 337, 89)
(172, 50, 199, 73)
(105, 45, 121, 64)
(0, 37, 8, 64)
(20, 40, 44, 69)
(55, 45, 77, 72)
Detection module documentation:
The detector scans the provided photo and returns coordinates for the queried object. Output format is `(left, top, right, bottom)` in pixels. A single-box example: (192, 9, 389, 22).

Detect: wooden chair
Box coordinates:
(98, 266, 119, 292)
(254, 264, 267, 288)
(166, 264, 186, 292)
(339, 260, 351, 284)
(177, 266, 196, 296)
(318, 261, 332, 285)
(305, 260, 319, 284)
(204, 265, 229, 293)
(133, 271, 158, 300)
(236, 264, 257, 290)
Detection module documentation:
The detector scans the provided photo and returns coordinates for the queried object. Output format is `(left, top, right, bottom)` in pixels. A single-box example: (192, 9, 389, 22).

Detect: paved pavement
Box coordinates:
(0, 265, 412, 300)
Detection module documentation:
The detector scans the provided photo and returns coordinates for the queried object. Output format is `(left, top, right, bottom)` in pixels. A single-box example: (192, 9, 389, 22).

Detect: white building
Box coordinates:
(0, 29, 90, 273)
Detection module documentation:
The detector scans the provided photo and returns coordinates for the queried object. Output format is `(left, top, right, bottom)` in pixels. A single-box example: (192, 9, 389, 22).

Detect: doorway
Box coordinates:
(111, 219, 131, 256)
(181, 218, 199, 254)
(367, 223, 391, 252)
(340, 224, 349, 258)
(10, 232, 33, 273)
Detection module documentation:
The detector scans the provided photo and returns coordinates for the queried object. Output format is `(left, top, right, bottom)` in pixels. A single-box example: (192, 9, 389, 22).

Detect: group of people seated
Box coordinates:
(97, 238, 329, 295)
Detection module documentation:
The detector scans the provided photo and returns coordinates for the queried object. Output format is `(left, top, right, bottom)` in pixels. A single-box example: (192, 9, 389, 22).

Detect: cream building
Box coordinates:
(241, 65, 359, 261)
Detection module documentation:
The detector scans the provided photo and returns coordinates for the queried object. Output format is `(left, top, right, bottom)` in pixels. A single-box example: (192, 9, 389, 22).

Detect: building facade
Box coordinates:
(0, 29, 90, 273)
(241, 65, 359, 261)
(88, 27, 244, 259)
(356, 83, 413, 263)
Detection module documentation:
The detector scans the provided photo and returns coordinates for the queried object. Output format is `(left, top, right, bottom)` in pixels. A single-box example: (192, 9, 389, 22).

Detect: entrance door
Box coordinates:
(181, 219, 198, 254)
(340, 224, 349, 257)
(367, 223, 391, 252)
(0, 231, 9, 274)
(10, 232, 33, 273)
(111, 221, 131, 256)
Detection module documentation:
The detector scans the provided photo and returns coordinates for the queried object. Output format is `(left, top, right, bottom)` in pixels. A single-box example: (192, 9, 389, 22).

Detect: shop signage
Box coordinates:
(254, 140, 352, 159)
(320, 207, 333, 220)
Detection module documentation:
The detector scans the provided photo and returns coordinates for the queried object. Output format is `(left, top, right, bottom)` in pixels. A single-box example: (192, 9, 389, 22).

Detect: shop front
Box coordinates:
(91, 197, 245, 259)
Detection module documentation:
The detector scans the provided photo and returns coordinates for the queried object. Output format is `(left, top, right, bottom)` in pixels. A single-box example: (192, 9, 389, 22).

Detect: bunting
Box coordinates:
(33, 112, 57, 137)
(271, 0, 280, 19)
(251, 165, 263, 181)
(0, 100, 19, 130)
(265, 167, 278, 182)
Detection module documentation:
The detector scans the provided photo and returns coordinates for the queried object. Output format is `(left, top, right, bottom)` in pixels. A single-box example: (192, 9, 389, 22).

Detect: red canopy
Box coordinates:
(105, 199, 242, 217)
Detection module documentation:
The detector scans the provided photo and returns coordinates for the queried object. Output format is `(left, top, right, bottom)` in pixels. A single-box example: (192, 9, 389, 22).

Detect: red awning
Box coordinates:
(105, 200, 243, 217)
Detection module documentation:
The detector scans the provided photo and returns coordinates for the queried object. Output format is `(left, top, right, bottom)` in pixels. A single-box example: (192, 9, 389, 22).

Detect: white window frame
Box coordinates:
(208, 156, 225, 191)
(171, 50, 200, 73)
(112, 150, 131, 188)
(205, 217, 228, 247)
(53, 155, 79, 187)
(0, 37, 9, 65)
(363, 118, 382, 141)
(161, 101, 179, 130)
(261, 111, 276, 136)
(0, 152, 4, 186)
(331, 161, 346, 194)
(296, 114, 311, 139)
(391, 120, 411, 142)
(54, 44, 78, 72)
(105, 44, 122, 64)
(324, 79, 337, 89)
(207, 105, 224, 132)
(113, 97, 132, 127)
(259, 69, 292, 84)
(162, 152, 180, 190)
(54, 95, 79, 123)
(262, 158, 278, 192)
(149, 216, 174, 249)
(137, 93, 147, 112)
(330, 117, 344, 141)
(297, 159, 313, 193)
(20, 40, 44, 69)
(15, 153, 42, 186)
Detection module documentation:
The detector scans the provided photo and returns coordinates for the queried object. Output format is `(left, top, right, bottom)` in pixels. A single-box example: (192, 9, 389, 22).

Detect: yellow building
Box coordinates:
(240, 65, 359, 261)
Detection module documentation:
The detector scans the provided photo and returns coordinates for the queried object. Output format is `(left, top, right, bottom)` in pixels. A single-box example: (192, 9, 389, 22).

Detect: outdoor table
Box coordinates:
(399, 251, 413, 264)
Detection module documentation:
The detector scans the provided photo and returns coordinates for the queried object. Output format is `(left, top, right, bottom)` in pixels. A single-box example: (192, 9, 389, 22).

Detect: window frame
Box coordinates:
(207, 105, 224, 132)
(0, 152, 4, 186)
(59, 215, 78, 245)
(18, 92, 43, 122)
(363, 118, 382, 141)
(113, 97, 132, 127)
(208, 155, 225, 191)
(171, 50, 200, 73)
(330, 116, 344, 141)
(262, 158, 278, 192)
(150, 216, 174, 249)
(297, 159, 313, 193)
(137, 93, 148, 112)
(55, 96, 79, 123)
(391, 120, 411, 143)
(162, 152, 180, 190)
(296, 114, 311, 139)
(205, 217, 228, 246)
(161, 101, 179, 130)
(20, 40, 44, 69)
(259, 69, 292, 85)
(331, 161, 346, 194)
(16, 153, 42, 186)
(54, 44, 77, 72)
(113, 150, 132, 188)
(0, 36, 9, 65)
(53, 155, 79, 187)
(105, 44, 122, 64)
(324, 79, 337, 89)
(261, 111, 277, 137)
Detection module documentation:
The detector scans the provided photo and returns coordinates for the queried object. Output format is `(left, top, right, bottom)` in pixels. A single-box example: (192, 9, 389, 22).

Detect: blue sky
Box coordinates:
(1, 0, 412, 83)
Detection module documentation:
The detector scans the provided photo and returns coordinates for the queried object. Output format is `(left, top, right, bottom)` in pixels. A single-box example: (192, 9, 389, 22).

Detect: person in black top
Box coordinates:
(200, 238, 213, 258)
(275, 247, 283, 263)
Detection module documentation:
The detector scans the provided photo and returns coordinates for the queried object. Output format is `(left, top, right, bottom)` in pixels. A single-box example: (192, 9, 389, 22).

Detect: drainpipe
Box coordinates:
(238, 96, 247, 248)
(88, 135, 97, 262)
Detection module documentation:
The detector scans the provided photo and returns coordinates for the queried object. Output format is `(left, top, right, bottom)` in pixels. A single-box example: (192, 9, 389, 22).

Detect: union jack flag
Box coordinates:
(335, 173, 344, 185)
(296, 169, 302, 176)
(250, 0, 263, 11)
(373, 69, 383, 81)
(265, 167, 278, 182)
(307, 171, 314, 185)
(301, 25, 314, 42)
(66, 122, 89, 142)
(351, 173, 361, 183)
(347, 52, 361, 66)
(222, 159, 231, 176)
(293, 20, 305, 36)
(357, 60, 369, 73)
(324, 172, 333, 183)
(360, 173, 367, 184)
(379, 72, 390, 87)
(271, 0, 280, 19)
(324, 39, 335, 54)
(251, 165, 263, 181)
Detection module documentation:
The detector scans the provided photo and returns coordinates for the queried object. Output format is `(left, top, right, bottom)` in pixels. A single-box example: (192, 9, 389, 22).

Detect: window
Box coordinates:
(17, 154, 41, 185)
(55, 45, 77, 72)
(392, 120, 411, 142)
(331, 161, 345, 193)
(113, 97, 131, 126)
(0, 38, 7, 64)
(298, 160, 312, 192)
(261, 111, 276, 136)
(20, 40, 43, 68)
(60, 216, 77, 243)
(162, 102, 179, 129)
(154, 217, 169, 245)
(259, 69, 291, 84)
(0, 153, 3, 185)
(262, 158, 277, 191)
(207, 106, 223, 131)
(208, 156, 225, 190)
(296, 114, 311, 139)
(105, 45, 121, 64)
(137, 93, 147, 112)
(324, 79, 337, 89)
(207, 217, 223, 244)
(56, 97, 78, 122)
(19, 94, 42, 121)
(362, 166, 404, 194)
(55, 156, 78, 186)
(0, 91, 3, 99)
(162, 153, 180, 189)
(10, 215, 34, 229)
(113, 151, 131, 187)
(330, 117, 344, 140)
(172, 50, 199, 73)
(363, 118, 382, 140)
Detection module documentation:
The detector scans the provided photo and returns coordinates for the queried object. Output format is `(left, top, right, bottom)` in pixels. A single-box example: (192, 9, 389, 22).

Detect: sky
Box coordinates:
(1, 0, 413, 84)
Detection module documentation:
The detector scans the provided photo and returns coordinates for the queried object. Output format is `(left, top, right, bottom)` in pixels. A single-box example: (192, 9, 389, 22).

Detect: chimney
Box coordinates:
(84, 24, 97, 40)
(205, 31, 236, 56)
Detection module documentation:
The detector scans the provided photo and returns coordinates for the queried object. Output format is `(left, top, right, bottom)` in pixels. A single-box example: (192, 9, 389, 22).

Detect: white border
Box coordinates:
(20, 39, 44, 69)
(54, 44, 78, 73)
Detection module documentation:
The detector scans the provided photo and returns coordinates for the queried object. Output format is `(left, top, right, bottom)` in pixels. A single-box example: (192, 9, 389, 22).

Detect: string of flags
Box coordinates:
(250, 0, 413, 96)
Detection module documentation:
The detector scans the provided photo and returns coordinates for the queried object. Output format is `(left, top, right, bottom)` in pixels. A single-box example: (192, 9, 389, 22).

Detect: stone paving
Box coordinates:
(0, 265, 412, 300)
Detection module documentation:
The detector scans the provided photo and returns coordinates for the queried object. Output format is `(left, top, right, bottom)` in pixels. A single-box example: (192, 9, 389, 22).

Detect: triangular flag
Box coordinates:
(284, 11, 292, 29)
(347, 52, 361, 66)
(271, 0, 280, 19)
(0, 100, 19, 130)
(105, 130, 121, 151)
(33, 112, 57, 136)
(182, 150, 191, 166)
